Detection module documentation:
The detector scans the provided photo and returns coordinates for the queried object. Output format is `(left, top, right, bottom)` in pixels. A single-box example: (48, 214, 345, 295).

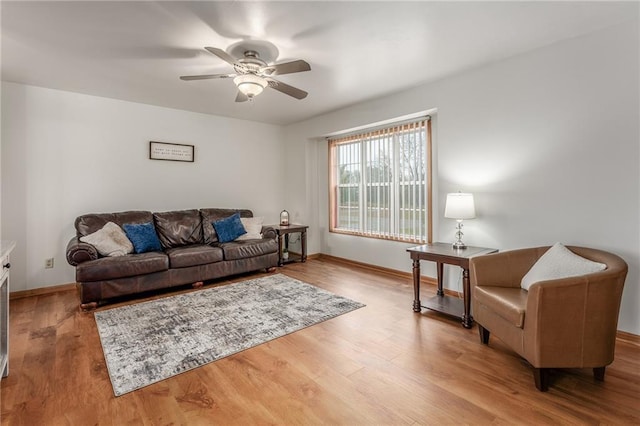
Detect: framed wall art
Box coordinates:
(149, 141, 194, 162)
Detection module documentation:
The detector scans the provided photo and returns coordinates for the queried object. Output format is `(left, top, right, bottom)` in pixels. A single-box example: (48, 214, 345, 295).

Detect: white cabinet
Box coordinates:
(0, 241, 15, 378)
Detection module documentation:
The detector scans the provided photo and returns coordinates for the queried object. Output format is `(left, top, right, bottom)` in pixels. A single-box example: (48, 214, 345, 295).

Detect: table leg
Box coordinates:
(461, 267, 473, 328)
(436, 262, 444, 296)
(412, 258, 421, 312)
(277, 233, 284, 266)
(301, 229, 307, 262)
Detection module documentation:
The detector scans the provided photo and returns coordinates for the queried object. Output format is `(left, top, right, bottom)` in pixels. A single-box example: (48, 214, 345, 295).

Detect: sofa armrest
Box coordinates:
(261, 226, 277, 240)
(66, 236, 98, 266)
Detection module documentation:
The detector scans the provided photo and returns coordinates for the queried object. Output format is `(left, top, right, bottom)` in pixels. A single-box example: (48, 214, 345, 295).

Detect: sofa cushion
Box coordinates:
(201, 208, 253, 244)
(236, 217, 264, 241)
(213, 213, 247, 243)
(123, 222, 163, 254)
(521, 242, 606, 290)
(76, 252, 169, 282)
(165, 245, 224, 269)
(75, 211, 153, 237)
(221, 238, 278, 261)
(80, 221, 133, 257)
(475, 286, 528, 328)
(153, 209, 203, 249)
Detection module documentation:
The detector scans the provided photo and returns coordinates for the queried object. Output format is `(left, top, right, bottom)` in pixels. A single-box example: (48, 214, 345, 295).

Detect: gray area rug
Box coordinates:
(94, 274, 365, 396)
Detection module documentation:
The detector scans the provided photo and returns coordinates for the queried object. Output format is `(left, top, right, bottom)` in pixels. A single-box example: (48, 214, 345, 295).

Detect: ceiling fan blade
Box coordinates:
(264, 77, 308, 100)
(261, 60, 311, 76)
(204, 47, 237, 66)
(235, 91, 249, 103)
(179, 73, 236, 81)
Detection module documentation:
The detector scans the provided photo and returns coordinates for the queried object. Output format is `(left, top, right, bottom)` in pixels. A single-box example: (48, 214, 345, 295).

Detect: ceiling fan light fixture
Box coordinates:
(234, 74, 267, 98)
(182, 45, 310, 101)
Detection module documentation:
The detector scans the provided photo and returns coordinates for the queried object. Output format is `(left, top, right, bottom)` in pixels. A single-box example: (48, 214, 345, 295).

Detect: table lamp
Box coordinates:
(444, 192, 476, 249)
(280, 210, 290, 226)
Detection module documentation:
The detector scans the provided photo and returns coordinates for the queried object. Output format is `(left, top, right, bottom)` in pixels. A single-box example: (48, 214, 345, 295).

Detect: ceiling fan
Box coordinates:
(180, 46, 311, 102)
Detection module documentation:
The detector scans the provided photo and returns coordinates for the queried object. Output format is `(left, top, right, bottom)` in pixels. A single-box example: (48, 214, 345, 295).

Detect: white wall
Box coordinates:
(1, 83, 286, 292)
(0, 83, 3, 244)
(284, 20, 639, 334)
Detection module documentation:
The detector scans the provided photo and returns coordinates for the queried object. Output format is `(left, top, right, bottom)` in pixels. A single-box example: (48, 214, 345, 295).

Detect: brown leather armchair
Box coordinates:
(470, 246, 627, 391)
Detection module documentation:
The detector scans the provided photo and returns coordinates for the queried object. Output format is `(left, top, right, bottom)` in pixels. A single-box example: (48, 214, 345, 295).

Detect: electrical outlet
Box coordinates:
(45, 258, 54, 269)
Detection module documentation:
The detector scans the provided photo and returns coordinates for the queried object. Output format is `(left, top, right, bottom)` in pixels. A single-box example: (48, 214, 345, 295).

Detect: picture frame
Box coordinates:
(149, 141, 194, 162)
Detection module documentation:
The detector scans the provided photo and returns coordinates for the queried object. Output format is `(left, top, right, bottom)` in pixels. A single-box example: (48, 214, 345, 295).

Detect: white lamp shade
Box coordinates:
(234, 74, 268, 98)
(444, 192, 476, 220)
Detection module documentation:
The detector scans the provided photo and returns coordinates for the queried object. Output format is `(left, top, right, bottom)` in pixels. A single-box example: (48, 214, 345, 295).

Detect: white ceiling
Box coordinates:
(1, 1, 635, 126)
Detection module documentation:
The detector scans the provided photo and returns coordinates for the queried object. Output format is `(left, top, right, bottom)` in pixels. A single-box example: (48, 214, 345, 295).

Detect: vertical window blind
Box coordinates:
(329, 117, 432, 243)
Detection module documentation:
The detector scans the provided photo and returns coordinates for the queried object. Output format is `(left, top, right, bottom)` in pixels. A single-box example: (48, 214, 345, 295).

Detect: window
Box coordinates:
(329, 117, 432, 243)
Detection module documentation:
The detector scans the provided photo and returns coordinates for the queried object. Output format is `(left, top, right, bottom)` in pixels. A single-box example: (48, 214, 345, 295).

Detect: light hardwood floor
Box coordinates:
(2, 257, 639, 425)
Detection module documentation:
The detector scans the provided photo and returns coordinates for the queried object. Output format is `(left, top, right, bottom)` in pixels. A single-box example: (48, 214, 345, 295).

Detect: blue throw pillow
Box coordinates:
(123, 222, 163, 253)
(213, 213, 247, 243)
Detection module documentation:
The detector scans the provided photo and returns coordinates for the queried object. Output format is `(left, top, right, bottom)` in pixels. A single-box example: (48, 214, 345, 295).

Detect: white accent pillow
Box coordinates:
(80, 221, 134, 257)
(521, 242, 606, 290)
(235, 217, 264, 241)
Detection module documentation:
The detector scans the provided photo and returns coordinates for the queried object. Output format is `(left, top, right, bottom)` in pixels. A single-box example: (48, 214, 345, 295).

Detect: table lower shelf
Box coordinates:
(278, 252, 304, 266)
(422, 294, 464, 319)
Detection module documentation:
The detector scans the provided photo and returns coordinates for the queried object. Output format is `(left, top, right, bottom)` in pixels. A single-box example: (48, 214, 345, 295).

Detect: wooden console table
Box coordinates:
(269, 224, 308, 266)
(407, 242, 497, 328)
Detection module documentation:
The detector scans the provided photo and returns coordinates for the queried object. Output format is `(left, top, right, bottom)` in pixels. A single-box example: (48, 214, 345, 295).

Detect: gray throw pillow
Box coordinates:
(80, 221, 134, 257)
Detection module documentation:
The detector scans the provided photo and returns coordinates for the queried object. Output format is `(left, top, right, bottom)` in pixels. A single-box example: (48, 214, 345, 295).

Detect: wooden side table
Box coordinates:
(269, 224, 309, 266)
(407, 242, 497, 328)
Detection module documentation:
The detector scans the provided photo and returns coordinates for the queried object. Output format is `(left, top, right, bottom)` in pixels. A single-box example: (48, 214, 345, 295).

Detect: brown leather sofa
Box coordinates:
(470, 246, 627, 391)
(66, 208, 278, 309)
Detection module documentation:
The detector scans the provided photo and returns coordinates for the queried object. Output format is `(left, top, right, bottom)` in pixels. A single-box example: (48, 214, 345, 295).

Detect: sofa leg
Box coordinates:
(266, 267, 276, 273)
(593, 366, 606, 381)
(192, 281, 203, 289)
(80, 302, 98, 311)
(478, 325, 490, 345)
(533, 368, 550, 392)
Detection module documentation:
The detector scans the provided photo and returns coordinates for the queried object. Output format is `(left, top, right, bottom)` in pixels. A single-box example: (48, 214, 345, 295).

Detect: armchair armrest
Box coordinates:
(66, 236, 98, 266)
(524, 264, 627, 367)
(261, 226, 276, 240)
(471, 247, 547, 288)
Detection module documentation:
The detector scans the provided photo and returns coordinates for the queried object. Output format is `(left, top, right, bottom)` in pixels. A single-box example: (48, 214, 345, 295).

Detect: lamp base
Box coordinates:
(452, 221, 467, 249)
